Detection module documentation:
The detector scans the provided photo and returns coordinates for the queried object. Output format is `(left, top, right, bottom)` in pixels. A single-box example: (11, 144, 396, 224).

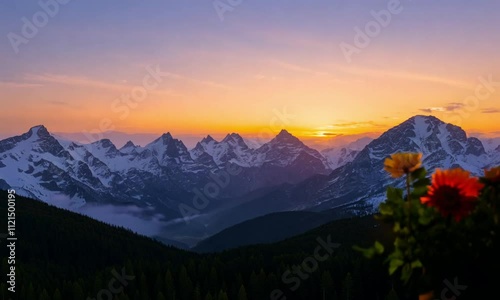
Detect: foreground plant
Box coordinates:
(355, 153, 500, 297)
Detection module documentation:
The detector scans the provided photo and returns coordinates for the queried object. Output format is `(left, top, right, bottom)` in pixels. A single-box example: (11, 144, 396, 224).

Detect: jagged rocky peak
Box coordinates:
(409, 115, 466, 140)
(466, 137, 487, 156)
(92, 138, 115, 148)
(277, 129, 293, 137)
(146, 131, 191, 161)
(222, 133, 248, 147)
(28, 125, 51, 138)
(273, 129, 301, 144)
(122, 140, 136, 148)
(411, 114, 440, 123)
(149, 132, 176, 146)
(119, 141, 137, 153)
(160, 132, 173, 140)
(201, 135, 216, 144)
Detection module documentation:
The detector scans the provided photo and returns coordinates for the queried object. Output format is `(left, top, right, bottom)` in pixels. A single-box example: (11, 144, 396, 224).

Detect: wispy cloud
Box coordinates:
(248, 28, 328, 50)
(272, 60, 353, 84)
(161, 72, 233, 90)
(320, 132, 339, 136)
(481, 108, 500, 114)
(420, 102, 464, 113)
(274, 61, 330, 76)
(48, 100, 82, 109)
(324, 121, 386, 129)
(0, 81, 43, 88)
(337, 66, 473, 89)
(254, 73, 282, 81)
(24, 73, 182, 97)
(26, 73, 129, 91)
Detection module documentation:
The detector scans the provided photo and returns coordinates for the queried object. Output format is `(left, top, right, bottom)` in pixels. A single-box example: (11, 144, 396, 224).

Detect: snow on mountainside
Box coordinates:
(321, 137, 373, 170)
(0, 126, 206, 214)
(296, 115, 494, 212)
(190, 130, 331, 172)
(1, 116, 499, 236)
(492, 144, 500, 166)
(0, 126, 332, 214)
(1, 116, 499, 245)
(255, 130, 330, 170)
(189, 133, 255, 167)
(0, 126, 97, 207)
(481, 138, 500, 153)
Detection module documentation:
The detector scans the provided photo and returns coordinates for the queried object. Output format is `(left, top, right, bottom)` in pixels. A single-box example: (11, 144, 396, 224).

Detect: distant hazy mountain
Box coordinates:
(193, 211, 337, 253)
(321, 137, 373, 169)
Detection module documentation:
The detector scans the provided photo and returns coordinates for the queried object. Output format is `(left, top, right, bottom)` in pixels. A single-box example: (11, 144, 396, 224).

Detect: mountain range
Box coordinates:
(1, 115, 499, 247)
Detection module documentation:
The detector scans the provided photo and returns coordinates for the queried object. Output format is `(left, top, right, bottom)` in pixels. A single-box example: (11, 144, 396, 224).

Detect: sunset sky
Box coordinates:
(1, 0, 500, 144)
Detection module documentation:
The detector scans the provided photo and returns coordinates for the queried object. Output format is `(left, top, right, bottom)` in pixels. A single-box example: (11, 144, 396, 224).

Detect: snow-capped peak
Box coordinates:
(160, 132, 173, 141)
(28, 125, 50, 138)
(91, 139, 116, 149)
(222, 133, 248, 148)
(274, 129, 297, 142)
(121, 140, 136, 149)
(201, 135, 215, 144)
(190, 133, 253, 167)
(321, 137, 372, 170)
(255, 130, 330, 170)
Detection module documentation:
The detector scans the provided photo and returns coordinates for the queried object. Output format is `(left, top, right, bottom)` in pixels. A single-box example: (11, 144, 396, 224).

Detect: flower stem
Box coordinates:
(406, 174, 412, 232)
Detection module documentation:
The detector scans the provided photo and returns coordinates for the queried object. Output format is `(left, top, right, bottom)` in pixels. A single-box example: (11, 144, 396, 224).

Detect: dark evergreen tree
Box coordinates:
(237, 284, 247, 300)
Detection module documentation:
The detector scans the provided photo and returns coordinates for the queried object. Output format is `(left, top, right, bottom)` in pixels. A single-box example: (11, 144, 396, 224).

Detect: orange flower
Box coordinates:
(384, 153, 423, 178)
(484, 167, 500, 183)
(421, 169, 484, 221)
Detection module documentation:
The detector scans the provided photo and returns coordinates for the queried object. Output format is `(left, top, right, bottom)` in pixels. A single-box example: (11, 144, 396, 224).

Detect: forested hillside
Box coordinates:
(2, 190, 493, 299)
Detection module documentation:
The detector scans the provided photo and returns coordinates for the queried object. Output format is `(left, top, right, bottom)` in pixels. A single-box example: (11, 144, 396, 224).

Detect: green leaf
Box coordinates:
(411, 167, 427, 181)
(401, 263, 413, 284)
(379, 203, 393, 216)
(394, 237, 408, 249)
(410, 260, 423, 269)
(389, 258, 404, 275)
(374, 241, 385, 254)
(393, 222, 401, 233)
(413, 178, 431, 188)
(354, 241, 385, 259)
(352, 245, 376, 259)
(411, 186, 428, 197)
(418, 209, 435, 226)
(387, 187, 403, 202)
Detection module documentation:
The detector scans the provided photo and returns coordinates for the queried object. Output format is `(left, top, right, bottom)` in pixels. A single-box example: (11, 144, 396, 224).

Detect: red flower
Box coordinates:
(421, 169, 484, 221)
